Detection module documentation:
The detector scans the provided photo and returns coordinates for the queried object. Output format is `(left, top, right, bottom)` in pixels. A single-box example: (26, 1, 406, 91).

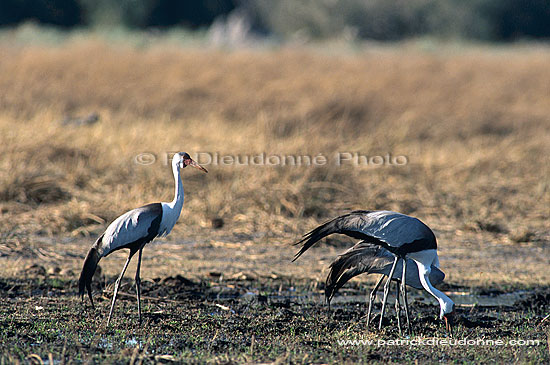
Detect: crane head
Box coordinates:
(177, 152, 208, 173)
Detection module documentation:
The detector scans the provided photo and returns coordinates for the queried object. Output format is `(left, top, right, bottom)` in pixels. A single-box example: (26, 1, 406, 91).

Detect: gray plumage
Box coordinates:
(293, 210, 437, 261)
(77, 152, 208, 327)
(98, 203, 163, 257)
(293, 210, 453, 334)
(325, 241, 445, 304)
(78, 203, 162, 307)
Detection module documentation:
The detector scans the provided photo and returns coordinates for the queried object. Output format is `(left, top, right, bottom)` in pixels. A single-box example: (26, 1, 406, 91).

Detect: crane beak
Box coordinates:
(186, 158, 208, 173)
(443, 310, 455, 337)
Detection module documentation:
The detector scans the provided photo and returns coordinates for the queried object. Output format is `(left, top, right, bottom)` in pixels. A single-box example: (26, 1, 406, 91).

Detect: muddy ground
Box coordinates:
(0, 252, 548, 363)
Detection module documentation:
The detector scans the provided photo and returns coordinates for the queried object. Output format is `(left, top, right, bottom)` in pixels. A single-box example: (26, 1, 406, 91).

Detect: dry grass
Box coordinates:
(0, 41, 549, 286)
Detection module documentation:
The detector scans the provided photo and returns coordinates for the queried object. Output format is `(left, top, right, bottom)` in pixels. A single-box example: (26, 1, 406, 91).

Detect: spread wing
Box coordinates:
(325, 241, 445, 303)
(294, 210, 437, 261)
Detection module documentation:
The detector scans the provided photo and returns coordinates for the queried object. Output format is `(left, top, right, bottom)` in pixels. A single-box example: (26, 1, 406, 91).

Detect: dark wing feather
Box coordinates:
(292, 210, 381, 261)
(99, 202, 162, 257)
(325, 241, 446, 303)
(293, 210, 436, 261)
(78, 202, 162, 307)
(325, 241, 390, 302)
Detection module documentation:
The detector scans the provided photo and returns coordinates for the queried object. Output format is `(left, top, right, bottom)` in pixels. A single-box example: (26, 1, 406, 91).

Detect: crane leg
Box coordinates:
(107, 251, 134, 328)
(401, 258, 412, 334)
(135, 248, 143, 325)
(366, 275, 385, 330)
(395, 279, 402, 335)
(86, 282, 95, 310)
(379, 256, 399, 330)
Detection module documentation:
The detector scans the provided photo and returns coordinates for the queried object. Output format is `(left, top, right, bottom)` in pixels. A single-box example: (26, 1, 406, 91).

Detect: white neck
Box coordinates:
(424, 275, 454, 318)
(410, 250, 455, 318)
(159, 159, 184, 236)
(170, 160, 184, 210)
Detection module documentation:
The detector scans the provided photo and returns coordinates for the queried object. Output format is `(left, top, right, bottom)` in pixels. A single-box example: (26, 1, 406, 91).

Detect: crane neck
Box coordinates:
(170, 160, 184, 211)
(430, 282, 454, 319)
(157, 159, 185, 237)
(410, 251, 455, 318)
(420, 269, 454, 318)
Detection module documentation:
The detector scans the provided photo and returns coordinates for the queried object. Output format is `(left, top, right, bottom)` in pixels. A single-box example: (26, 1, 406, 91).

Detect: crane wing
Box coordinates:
(97, 203, 163, 257)
(293, 210, 437, 261)
(326, 241, 445, 302)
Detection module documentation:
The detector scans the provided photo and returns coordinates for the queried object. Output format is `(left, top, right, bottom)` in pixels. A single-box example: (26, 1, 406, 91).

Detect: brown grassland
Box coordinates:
(0, 40, 549, 362)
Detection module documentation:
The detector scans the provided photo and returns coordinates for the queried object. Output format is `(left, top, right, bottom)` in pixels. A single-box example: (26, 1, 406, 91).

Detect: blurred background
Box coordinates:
(2, 0, 550, 42)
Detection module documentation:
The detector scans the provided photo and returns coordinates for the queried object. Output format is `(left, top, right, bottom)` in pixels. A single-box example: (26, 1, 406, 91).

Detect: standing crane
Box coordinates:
(325, 241, 446, 334)
(78, 152, 207, 327)
(293, 210, 455, 334)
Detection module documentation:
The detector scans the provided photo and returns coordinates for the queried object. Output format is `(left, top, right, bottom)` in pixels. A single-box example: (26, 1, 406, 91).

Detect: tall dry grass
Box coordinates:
(0, 42, 548, 256)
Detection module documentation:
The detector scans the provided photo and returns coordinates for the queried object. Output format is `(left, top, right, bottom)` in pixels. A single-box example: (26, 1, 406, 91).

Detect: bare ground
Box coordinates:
(0, 236, 549, 363)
